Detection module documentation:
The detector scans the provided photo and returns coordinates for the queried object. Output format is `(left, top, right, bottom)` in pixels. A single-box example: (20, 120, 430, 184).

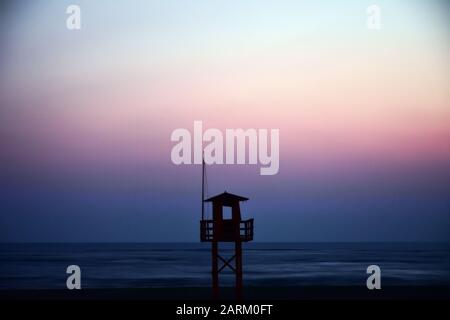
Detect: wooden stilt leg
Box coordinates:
(212, 241, 219, 299)
(235, 241, 243, 300)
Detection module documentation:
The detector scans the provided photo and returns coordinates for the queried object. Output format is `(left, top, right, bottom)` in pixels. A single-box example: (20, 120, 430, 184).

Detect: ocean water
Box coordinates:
(0, 243, 449, 289)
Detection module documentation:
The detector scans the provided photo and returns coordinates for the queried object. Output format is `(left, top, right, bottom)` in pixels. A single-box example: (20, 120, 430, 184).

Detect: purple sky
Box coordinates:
(0, 0, 449, 242)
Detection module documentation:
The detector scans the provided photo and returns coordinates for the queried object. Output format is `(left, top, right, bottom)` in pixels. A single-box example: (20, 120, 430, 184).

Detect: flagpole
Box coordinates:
(201, 152, 205, 221)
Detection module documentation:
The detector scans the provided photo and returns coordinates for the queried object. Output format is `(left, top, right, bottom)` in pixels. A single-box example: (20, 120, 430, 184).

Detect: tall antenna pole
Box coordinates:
(201, 152, 205, 221)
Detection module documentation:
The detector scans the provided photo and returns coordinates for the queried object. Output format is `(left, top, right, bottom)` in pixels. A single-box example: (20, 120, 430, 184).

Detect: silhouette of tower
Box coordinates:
(200, 191, 254, 299)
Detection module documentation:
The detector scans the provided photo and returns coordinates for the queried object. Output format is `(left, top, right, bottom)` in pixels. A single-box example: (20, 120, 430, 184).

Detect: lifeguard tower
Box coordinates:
(200, 191, 254, 299)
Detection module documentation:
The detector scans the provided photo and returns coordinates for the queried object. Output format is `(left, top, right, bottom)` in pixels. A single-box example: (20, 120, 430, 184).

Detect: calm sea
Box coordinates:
(1, 243, 449, 289)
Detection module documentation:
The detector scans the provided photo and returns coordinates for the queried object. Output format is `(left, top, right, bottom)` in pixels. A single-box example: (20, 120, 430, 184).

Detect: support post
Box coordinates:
(235, 241, 243, 299)
(212, 241, 219, 299)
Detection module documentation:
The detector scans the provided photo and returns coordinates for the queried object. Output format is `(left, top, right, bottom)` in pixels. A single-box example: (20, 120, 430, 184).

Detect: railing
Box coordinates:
(200, 219, 254, 242)
(240, 219, 254, 241)
(200, 220, 214, 242)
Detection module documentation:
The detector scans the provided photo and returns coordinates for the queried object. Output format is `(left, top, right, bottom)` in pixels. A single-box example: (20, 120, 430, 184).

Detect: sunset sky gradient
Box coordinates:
(0, 0, 449, 242)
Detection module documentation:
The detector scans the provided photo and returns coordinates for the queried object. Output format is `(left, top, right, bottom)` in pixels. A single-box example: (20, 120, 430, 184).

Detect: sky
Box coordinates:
(0, 0, 449, 242)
